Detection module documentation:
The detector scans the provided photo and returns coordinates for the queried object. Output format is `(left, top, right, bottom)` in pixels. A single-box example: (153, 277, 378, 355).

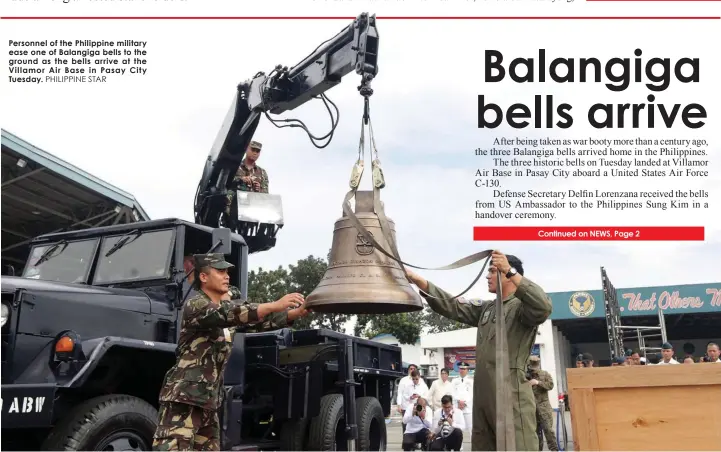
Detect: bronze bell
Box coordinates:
(305, 191, 424, 314)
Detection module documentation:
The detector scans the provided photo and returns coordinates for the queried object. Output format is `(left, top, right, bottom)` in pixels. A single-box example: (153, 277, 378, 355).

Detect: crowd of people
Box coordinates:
(577, 341, 721, 367)
(394, 356, 559, 452)
(395, 363, 469, 451)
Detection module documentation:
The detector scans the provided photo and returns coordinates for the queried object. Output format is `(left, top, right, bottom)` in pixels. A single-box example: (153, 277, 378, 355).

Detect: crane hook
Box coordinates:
(358, 75, 374, 125)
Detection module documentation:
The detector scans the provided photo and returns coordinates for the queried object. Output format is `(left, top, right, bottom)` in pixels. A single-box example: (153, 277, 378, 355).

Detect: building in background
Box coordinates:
(372, 279, 720, 411)
(2, 130, 149, 273)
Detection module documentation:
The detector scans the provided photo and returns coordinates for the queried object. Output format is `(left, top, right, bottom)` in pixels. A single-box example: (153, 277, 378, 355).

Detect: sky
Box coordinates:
(2, 0, 720, 311)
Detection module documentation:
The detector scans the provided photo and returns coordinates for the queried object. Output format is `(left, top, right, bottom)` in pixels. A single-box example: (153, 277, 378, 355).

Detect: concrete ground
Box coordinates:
(384, 409, 574, 451)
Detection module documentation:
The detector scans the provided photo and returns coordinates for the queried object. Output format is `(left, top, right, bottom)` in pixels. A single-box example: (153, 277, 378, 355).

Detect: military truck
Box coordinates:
(1, 218, 402, 450)
(2, 12, 392, 450)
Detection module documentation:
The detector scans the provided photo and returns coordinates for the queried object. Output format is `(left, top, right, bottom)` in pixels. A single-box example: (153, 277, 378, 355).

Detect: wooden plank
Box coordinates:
(567, 387, 599, 451)
(594, 385, 721, 451)
(567, 363, 721, 390)
(567, 364, 721, 451)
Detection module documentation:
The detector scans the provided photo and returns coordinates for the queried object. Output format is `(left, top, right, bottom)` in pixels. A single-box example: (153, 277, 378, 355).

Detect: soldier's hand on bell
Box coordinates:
(404, 268, 428, 291)
(291, 305, 311, 319)
(491, 250, 511, 274)
(404, 268, 416, 280)
(273, 293, 305, 311)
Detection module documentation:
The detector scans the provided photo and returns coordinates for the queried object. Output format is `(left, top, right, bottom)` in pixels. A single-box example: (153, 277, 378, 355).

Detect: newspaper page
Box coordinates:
(1, 0, 719, 450)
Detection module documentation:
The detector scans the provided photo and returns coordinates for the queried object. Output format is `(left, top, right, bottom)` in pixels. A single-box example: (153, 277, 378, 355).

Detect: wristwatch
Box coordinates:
(505, 267, 518, 278)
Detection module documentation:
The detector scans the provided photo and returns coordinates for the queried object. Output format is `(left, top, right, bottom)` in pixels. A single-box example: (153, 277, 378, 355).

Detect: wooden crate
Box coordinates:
(566, 363, 721, 451)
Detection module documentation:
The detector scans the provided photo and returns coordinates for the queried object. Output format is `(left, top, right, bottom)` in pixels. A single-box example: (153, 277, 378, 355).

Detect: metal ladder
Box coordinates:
(617, 308, 668, 358)
(602, 266, 668, 360)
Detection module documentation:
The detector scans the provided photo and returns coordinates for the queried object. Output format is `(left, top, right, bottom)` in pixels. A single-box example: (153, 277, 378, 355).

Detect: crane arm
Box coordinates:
(194, 12, 379, 244)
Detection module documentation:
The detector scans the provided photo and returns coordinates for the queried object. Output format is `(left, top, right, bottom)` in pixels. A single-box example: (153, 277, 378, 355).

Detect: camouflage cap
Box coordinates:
(249, 140, 262, 150)
(193, 253, 234, 270)
(528, 355, 541, 366)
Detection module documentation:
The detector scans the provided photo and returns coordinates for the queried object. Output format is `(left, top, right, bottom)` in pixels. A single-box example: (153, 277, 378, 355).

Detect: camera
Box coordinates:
(526, 366, 535, 381)
(439, 419, 453, 438)
(415, 403, 424, 414)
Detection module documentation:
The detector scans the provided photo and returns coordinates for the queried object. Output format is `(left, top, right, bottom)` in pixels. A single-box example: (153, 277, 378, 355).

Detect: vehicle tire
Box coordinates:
(280, 417, 310, 450)
(307, 393, 345, 451)
(41, 394, 157, 451)
(355, 397, 387, 451)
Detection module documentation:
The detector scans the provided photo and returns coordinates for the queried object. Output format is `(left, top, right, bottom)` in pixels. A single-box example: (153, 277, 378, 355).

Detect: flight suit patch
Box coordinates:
(481, 310, 491, 325)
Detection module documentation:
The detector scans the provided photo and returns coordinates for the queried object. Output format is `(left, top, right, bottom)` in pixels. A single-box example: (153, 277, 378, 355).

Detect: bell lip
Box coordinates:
(304, 296, 425, 315)
(305, 302, 425, 315)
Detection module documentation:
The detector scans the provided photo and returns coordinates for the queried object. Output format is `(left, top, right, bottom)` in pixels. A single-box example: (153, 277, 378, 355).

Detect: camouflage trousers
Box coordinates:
(536, 403, 558, 451)
(152, 402, 220, 451)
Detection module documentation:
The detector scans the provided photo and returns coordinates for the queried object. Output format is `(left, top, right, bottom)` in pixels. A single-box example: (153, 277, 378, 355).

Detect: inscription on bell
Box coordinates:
(329, 259, 396, 267)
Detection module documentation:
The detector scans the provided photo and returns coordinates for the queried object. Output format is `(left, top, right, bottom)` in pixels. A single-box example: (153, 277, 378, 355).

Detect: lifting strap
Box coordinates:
(342, 95, 516, 450)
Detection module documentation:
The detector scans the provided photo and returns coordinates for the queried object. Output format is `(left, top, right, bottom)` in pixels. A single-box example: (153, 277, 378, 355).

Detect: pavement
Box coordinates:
(385, 408, 574, 451)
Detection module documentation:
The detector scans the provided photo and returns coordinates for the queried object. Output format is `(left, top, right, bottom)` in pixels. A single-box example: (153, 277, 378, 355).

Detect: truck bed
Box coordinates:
(244, 328, 403, 378)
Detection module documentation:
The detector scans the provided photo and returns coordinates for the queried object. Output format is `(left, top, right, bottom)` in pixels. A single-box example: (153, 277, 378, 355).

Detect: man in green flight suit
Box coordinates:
(153, 253, 309, 451)
(405, 250, 553, 451)
(527, 355, 558, 451)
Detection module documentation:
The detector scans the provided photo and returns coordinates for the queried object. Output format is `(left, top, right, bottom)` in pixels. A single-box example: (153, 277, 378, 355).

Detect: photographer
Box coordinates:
(399, 370, 430, 434)
(401, 398, 433, 451)
(527, 356, 558, 451)
(429, 395, 465, 451)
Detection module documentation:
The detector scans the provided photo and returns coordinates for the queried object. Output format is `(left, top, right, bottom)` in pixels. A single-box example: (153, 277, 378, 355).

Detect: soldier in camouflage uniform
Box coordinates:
(225, 140, 270, 216)
(527, 355, 558, 451)
(153, 253, 308, 451)
(180, 255, 291, 334)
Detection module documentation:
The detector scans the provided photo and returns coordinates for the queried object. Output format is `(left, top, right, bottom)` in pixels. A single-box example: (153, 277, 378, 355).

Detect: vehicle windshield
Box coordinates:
(93, 229, 175, 285)
(22, 239, 99, 284)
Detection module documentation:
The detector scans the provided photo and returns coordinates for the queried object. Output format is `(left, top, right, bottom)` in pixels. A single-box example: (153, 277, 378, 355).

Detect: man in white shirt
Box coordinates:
(396, 364, 422, 412)
(427, 368, 454, 417)
(707, 342, 721, 362)
(429, 395, 465, 451)
(399, 369, 429, 433)
(657, 342, 680, 365)
(452, 362, 473, 432)
(401, 398, 433, 451)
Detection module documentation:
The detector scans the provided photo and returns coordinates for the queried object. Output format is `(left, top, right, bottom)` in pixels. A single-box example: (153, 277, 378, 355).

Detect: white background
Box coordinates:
(2, 0, 719, 302)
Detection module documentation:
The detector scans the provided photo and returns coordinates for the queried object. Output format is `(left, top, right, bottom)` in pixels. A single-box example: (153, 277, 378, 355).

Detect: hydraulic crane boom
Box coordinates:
(194, 12, 379, 253)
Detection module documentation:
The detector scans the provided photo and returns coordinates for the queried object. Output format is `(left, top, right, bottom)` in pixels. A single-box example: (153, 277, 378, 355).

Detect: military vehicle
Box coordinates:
(2, 12, 398, 450)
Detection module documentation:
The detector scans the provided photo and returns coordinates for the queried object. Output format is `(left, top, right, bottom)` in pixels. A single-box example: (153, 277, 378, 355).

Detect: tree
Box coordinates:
(422, 304, 468, 334)
(287, 254, 350, 332)
(247, 266, 290, 304)
(246, 253, 350, 333)
(354, 311, 424, 345)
